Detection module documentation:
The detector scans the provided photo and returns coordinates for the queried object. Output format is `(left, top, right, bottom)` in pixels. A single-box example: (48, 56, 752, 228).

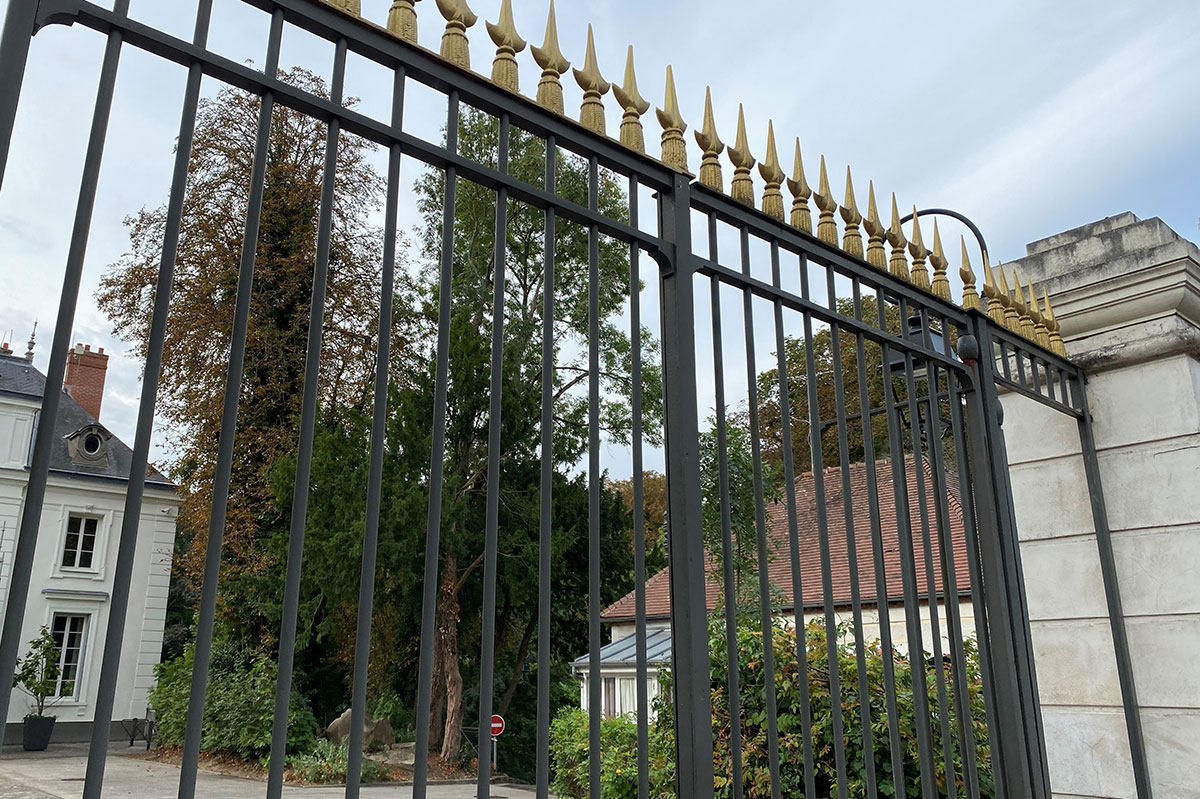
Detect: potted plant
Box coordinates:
(11, 626, 62, 751)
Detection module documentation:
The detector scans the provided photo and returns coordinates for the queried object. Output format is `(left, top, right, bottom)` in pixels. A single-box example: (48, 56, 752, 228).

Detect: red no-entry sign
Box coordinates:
(490, 714, 505, 737)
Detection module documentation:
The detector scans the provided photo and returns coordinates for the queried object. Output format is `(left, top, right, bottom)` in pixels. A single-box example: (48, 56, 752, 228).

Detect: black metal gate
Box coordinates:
(0, 2, 1139, 799)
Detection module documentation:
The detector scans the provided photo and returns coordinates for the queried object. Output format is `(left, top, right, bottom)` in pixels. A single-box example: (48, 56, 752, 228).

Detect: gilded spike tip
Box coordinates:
(613, 47, 651, 153)
(886, 193, 910, 280)
(573, 26, 610, 135)
(1044, 290, 1067, 356)
(1012, 268, 1037, 340)
(759, 122, 785, 221)
(330, 0, 362, 16)
(388, 0, 422, 43)
(982, 255, 1007, 325)
(695, 87, 725, 191)
(839, 167, 863, 258)
(436, 0, 477, 69)
(656, 65, 688, 171)
(996, 265, 1021, 333)
(930, 219, 951, 301)
(1028, 279, 1051, 349)
(727, 105, 756, 206)
(786, 139, 812, 234)
(908, 207, 931, 290)
(487, 0, 526, 93)
(813, 155, 839, 246)
(531, 0, 570, 114)
(863, 181, 886, 270)
(959, 236, 981, 311)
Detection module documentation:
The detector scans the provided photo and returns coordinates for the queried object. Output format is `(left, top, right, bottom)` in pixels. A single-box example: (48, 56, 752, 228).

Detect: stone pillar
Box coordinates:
(1002, 213, 1200, 798)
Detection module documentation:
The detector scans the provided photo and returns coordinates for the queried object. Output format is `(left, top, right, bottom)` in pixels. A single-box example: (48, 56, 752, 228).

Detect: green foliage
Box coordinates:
(12, 626, 61, 718)
(369, 689, 414, 743)
(550, 620, 992, 799)
(287, 739, 387, 784)
(149, 643, 318, 761)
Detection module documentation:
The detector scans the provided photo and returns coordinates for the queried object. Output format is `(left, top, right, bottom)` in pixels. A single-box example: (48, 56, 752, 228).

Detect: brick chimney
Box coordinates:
(64, 343, 109, 421)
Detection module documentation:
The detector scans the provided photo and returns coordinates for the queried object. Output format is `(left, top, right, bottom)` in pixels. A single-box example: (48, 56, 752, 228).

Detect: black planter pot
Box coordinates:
(22, 715, 55, 751)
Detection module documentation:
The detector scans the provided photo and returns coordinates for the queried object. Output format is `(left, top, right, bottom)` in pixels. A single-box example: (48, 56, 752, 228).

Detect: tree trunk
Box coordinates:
(497, 609, 537, 717)
(437, 554, 464, 762)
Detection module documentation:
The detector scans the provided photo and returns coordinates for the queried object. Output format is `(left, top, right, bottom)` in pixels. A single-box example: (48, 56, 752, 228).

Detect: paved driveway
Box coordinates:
(0, 744, 535, 799)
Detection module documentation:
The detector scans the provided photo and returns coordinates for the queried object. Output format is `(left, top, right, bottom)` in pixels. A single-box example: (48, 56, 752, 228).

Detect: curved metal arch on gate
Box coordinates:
(0, 2, 1143, 799)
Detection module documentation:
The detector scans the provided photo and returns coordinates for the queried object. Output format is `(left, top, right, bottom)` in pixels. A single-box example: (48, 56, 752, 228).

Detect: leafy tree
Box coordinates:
(12, 626, 62, 718)
(609, 471, 668, 578)
(97, 69, 394, 642)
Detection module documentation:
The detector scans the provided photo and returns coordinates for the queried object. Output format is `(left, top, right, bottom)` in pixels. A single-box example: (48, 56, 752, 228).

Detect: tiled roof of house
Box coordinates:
(602, 456, 970, 622)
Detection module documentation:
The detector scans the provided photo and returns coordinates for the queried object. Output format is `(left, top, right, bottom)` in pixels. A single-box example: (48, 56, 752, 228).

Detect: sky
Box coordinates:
(0, 0, 1197, 480)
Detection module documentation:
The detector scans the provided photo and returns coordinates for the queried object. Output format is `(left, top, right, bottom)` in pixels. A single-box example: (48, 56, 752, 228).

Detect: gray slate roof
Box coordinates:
(0, 353, 172, 488)
(572, 627, 672, 671)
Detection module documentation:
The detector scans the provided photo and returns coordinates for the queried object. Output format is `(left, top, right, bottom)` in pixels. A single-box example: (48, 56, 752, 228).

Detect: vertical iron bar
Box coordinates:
(825, 275, 879, 799)
(709, 213, 745, 799)
(853, 283, 907, 793)
(658, 172, 714, 799)
(177, 12, 284, 798)
(1076, 377, 1151, 799)
(266, 36, 349, 799)
(0, 0, 39, 190)
(798, 260, 849, 799)
(878, 299, 938, 799)
(345, 64, 405, 799)
(740, 228, 782, 799)
(476, 113, 511, 799)
(899, 327, 957, 796)
(82, 3, 213, 795)
(0, 0, 131, 753)
(412, 88, 461, 799)
(587, 154, 603, 799)
(534, 136, 556, 799)
(631, 178, 651, 799)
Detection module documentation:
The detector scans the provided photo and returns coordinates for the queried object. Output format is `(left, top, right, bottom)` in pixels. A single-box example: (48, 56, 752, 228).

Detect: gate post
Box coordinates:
(0, 0, 38, 190)
(656, 172, 715, 799)
(962, 315, 1052, 799)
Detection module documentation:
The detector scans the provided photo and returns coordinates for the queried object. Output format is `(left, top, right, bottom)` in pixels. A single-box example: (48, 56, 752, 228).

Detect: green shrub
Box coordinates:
(550, 619, 992, 799)
(369, 689, 413, 743)
(287, 739, 387, 784)
(149, 643, 318, 761)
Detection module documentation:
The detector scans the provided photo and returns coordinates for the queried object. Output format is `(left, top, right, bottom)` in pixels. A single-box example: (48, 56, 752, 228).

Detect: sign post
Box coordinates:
(490, 714, 505, 775)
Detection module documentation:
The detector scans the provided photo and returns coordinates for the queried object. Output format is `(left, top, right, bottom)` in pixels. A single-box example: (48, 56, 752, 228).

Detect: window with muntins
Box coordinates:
(62, 514, 99, 570)
(51, 613, 87, 699)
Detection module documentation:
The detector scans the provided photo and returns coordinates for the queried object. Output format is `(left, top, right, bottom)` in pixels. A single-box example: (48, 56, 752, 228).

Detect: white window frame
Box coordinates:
(50, 612, 90, 703)
(51, 507, 109, 580)
(60, 513, 102, 572)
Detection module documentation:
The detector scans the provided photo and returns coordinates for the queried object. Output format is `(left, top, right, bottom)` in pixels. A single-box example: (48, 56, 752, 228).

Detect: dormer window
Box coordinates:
(65, 424, 112, 468)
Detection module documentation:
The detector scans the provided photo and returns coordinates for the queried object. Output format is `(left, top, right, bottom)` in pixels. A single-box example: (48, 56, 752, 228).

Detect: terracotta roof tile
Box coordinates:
(602, 457, 970, 622)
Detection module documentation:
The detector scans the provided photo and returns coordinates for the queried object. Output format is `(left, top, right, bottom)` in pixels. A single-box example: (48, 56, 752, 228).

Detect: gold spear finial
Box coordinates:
(759, 122, 785, 221)
(330, 0, 361, 16)
(573, 25, 610, 135)
(839, 166, 863, 258)
(1012, 268, 1037, 340)
(982, 255, 1006, 325)
(727, 105, 756, 206)
(930, 219, 951, 301)
(786, 139, 813, 234)
(863, 181, 886, 270)
(959, 236, 981, 311)
(436, 0, 477, 69)
(996, 265, 1021, 333)
(612, 46, 650, 153)
(388, 0, 422, 43)
(1043, 290, 1067, 356)
(1028, 279, 1051, 349)
(487, 0, 526, 93)
(656, 65, 688, 171)
(531, 0, 570, 113)
(886, 193, 909, 280)
(813, 155, 839, 245)
(694, 87, 725, 190)
(908, 207, 931, 290)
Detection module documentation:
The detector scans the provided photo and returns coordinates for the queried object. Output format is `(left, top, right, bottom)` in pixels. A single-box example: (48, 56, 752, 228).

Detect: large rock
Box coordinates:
(324, 708, 395, 749)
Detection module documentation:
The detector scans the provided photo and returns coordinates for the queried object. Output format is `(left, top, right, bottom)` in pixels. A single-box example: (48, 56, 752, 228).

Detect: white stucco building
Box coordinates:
(0, 341, 179, 744)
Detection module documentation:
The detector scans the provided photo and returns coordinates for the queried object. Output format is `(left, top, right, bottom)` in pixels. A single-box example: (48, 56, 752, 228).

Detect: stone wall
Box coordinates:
(1002, 213, 1200, 799)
